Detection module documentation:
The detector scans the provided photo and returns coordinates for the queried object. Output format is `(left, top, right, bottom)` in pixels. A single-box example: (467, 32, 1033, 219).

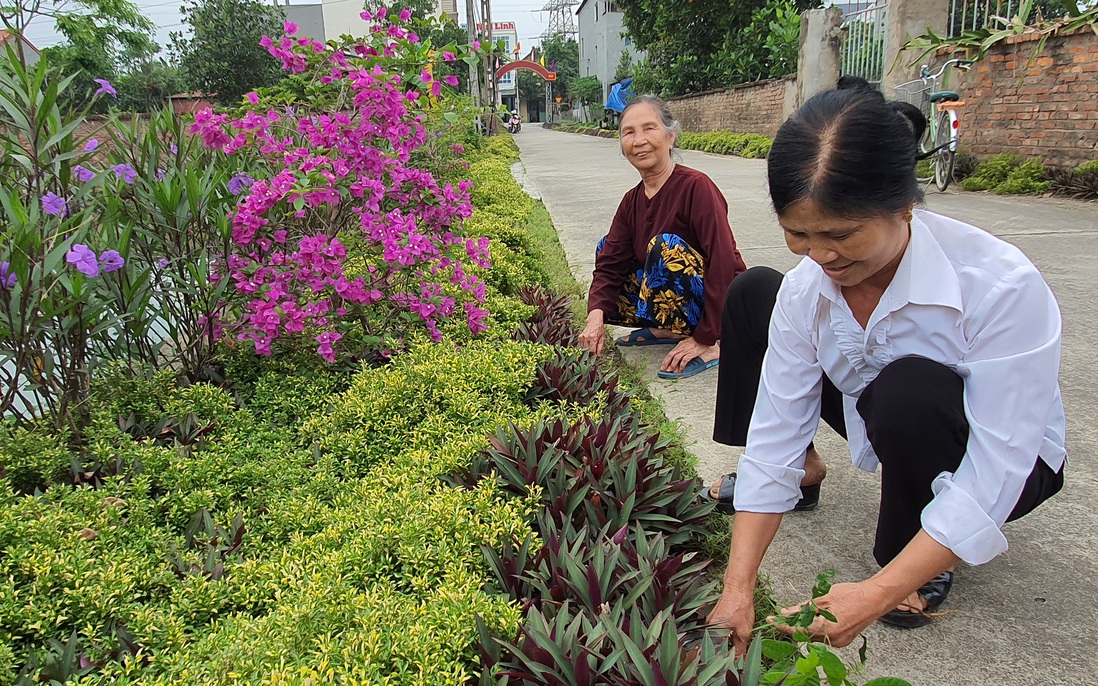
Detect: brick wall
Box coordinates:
(952, 29, 1097, 169)
(664, 76, 797, 138)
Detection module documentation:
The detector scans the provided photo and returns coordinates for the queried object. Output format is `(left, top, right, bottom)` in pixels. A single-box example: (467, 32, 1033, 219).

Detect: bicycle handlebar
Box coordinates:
(919, 58, 976, 80)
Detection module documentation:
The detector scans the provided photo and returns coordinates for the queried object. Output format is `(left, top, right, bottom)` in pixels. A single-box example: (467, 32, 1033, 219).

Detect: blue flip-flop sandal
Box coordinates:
(657, 356, 718, 380)
(616, 327, 679, 347)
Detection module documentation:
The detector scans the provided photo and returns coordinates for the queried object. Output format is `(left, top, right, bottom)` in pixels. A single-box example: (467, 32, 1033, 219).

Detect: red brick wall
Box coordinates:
(952, 29, 1097, 169)
(664, 76, 796, 138)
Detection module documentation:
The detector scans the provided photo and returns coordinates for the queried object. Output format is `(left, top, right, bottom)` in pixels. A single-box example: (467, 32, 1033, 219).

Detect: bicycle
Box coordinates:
(894, 58, 974, 192)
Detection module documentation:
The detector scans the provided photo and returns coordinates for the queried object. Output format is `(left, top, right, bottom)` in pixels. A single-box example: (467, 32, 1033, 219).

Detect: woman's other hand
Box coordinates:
(661, 337, 716, 373)
(707, 584, 757, 656)
(579, 310, 607, 356)
(769, 581, 890, 647)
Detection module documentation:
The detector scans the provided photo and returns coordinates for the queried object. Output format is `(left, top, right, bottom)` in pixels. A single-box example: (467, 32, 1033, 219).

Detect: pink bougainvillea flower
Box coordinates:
(442, 51, 456, 62)
(359, 10, 372, 21)
(41, 192, 67, 216)
(419, 69, 431, 83)
(443, 75, 459, 87)
(284, 21, 298, 35)
(430, 81, 442, 97)
(66, 244, 99, 277)
(93, 79, 117, 98)
(99, 249, 125, 273)
(473, 40, 481, 50)
(245, 92, 260, 105)
(73, 165, 95, 182)
(399, 8, 411, 21)
(84, 139, 99, 152)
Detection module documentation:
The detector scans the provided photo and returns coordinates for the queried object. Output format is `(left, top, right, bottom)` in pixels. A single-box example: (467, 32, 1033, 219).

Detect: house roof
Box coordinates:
(0, 29, 40, 55)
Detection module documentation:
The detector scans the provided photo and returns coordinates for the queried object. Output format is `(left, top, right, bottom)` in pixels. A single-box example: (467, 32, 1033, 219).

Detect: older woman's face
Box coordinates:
(620, 103, 674, 173)
(779, 198, 911, 288)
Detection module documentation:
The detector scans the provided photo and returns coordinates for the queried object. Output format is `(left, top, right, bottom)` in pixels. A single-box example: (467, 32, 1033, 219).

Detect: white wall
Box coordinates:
(321, 0, 369, 39)
(577, 1, 642, 103)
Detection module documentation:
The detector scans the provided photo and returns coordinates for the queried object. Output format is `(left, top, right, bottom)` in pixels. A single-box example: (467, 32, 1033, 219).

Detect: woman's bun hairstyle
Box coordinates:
(889, 100, 928, 147)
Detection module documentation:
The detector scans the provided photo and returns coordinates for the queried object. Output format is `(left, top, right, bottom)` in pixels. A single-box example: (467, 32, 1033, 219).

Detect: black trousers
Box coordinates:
(713, 266, 1064, 566)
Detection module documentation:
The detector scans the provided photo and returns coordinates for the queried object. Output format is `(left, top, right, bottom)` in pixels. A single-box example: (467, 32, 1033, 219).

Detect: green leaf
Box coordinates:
(862, 679, 915, 686)
(761, 639, 800, 661)
(811, 646, 847, 686)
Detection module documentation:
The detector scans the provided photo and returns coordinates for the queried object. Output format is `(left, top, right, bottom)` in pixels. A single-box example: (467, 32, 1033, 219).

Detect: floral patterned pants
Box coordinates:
(595, 233, 706, 336)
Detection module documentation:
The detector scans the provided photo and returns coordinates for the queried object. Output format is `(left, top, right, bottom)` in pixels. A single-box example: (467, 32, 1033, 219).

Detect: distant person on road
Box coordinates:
(706, 84, 1066, 652)
(577, 95, 747, 379)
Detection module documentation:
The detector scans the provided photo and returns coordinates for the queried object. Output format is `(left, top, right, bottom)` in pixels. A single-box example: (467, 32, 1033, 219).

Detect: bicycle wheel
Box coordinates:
(933, 110, 956, 192)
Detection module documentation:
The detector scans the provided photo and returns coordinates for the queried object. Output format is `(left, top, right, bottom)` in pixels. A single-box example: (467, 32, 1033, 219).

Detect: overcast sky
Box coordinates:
(19, 0, 562, 57)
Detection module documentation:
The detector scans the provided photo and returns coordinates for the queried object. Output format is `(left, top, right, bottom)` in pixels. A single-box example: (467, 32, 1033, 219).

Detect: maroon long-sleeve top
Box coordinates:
(588, 165, 747, 346)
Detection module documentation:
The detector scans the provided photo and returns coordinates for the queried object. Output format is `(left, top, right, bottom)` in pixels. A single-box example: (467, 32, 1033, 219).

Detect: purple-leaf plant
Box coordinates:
(190, 13, 490, 362)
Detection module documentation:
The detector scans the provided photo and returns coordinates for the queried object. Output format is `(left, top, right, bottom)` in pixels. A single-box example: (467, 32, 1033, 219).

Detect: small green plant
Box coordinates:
(962, 154, 1050, 194)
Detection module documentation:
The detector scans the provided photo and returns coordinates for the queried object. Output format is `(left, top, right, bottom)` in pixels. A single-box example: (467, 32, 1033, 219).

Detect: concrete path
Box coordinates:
(513, 124, 1098, 686)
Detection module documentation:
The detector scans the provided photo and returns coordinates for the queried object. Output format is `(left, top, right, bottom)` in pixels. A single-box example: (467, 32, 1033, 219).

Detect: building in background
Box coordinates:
(283, 0, 459, 43)
(576, 0, 642, 103)
(478, 21, 520, 112)
(0, 29, 40, 68)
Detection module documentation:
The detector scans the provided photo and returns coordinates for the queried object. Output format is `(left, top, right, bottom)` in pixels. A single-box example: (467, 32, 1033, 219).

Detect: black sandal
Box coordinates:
(699, 472, 821, 515)
(878, 571, 954, 629)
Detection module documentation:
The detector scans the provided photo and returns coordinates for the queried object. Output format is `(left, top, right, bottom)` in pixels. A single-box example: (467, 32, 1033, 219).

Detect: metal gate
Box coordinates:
(840, 1, 890, 87)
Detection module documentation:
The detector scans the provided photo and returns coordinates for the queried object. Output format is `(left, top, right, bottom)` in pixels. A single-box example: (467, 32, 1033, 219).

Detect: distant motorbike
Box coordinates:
(507, 118, 522, 134)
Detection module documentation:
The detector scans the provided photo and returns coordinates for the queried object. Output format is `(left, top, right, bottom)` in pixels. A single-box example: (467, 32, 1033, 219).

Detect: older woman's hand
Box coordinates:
(579, 311, 607, 356)
(661, 337, 715, 373)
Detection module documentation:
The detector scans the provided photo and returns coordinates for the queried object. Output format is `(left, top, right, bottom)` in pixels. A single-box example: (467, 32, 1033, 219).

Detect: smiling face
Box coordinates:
(779, 198, 912, 288)
(619, 102, 675, 173)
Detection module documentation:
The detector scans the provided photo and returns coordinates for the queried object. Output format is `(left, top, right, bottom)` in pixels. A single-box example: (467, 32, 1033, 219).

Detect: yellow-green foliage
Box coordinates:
(676, 131, 773, 159)
(962, 154, 1051, 195)
(303, 339, 553, 478)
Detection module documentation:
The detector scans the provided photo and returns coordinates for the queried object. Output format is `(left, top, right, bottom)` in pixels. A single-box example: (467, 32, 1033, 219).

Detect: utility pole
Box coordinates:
(465, 0, 481, 104)
(479, 0, 498, 132)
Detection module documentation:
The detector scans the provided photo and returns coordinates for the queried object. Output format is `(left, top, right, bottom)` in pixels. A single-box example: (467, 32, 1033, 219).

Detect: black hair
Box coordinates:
(767, 86, 927, 219)
(836, 74, 873, 92)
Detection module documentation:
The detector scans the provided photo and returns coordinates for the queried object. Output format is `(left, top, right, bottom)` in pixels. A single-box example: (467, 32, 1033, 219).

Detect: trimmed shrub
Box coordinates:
(962, 154, 1050, 195)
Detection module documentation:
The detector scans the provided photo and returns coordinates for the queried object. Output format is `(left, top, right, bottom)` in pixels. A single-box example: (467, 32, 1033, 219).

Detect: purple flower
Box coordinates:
(73, 165, 95, 182)
(84, 139, 99, 152)
(93, 79, 117, 98)
(99, 249, 124, 273)
(227, 172, 255, 195)
(66, 244, 99, 277)
(399, 8, 411, 21)
(0, 262, 16, 289)
(156, 258, 169, 268)
(111, 163, 137, 184)
(41, 192, 67, 216)
(284, 20, 298, 35)
(170, 143, 178, 154)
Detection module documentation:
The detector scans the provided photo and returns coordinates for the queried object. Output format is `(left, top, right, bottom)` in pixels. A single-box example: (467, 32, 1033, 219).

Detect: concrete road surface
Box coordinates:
(513, 123, 1097, 686)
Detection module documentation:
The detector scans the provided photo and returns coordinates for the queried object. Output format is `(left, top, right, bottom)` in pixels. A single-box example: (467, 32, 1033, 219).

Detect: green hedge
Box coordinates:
(546, 123, 774, 159)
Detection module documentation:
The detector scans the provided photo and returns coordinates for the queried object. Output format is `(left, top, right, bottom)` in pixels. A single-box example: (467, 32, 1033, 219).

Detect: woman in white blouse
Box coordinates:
(706, 85, 1066, 651)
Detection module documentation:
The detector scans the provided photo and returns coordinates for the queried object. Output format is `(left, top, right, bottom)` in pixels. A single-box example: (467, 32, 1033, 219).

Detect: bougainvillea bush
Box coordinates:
(189, 11, 493, 363)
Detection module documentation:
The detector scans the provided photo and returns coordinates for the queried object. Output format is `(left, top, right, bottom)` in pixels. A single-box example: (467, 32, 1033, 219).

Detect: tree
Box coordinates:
(3, 0, 156, 110)
(613, 48, 634, 83)
(170, 0, 285, 105)
(617, 0, 820, 96)
(571, 74, 602, 108)
(115, 60, 188, 113)
(541, 35, 579, 102)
